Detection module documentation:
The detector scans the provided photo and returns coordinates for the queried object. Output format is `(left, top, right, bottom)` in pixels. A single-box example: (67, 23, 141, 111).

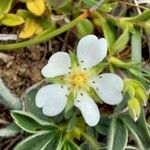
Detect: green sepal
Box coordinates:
(128, 98, 141, 122)
(69, 51, 79, 68)
(128, 68, 150, 85)
(86, 87, 102, 103)
(124, 79, 148, 96)
(135, 87, 148, 106)
(123, 83, 135, 98)
(65, 90, 75, 115)
(47, 75, 67, 84)
(86, 63, 108, 78)
(86, 87, 103, 104)
(124, 79, 148, 106)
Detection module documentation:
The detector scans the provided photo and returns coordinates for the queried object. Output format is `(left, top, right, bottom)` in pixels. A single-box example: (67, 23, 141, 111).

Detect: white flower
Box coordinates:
(35, 35, 124, 126)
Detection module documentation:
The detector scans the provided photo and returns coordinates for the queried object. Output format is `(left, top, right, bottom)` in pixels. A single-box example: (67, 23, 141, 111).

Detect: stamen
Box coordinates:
(92, 81, 96, 84)
(96, 88, 99, 91)
(77, 100, 81, 103)
(81, 60, 84, 63)
(83, 68, 86, 70)
(61, 85, 64, 89)
(99, 76, 102, 78)
(68, 69, 88, 90)
(80, 93, 83, 96)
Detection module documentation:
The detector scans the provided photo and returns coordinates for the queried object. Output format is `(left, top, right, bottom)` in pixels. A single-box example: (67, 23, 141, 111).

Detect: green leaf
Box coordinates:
(17, 9, 54, 30)
(49, 0, 71, 13)
(1, 13, 24, 26)
(125, 10, 150, 22)
(17, 9, 32, 19)
(95, 117, 110, 135)
(100, 2, 118, 13)
(95, 13, 116, 52)
(67, 114, 77, 132)
(80, 142, 93, 150)
(11, 110, 57, 133)
(0, 0, 13, 15)
(63, 140, 80, 150)
(82, 0, 97, 7)
(125, 145, 138, 150)
(14, 131, 60, 150)
(131, 28, 142, 64)
(0, 78, 22, 110)
(44, 131, 62, 150)
(107, 118, 128, 150)
(0, 123, 21, 137)
(120, 109, 150, 150)
(23, 82, 50, 121)
(82, 132, 101, 150)
(77, 19, 94, 38)
(112, 26, 130, 54)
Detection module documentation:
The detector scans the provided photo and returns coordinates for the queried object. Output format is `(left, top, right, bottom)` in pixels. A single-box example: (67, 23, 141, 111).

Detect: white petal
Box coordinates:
(35, 84, 68, 116)
(74, 92, 100, 126)
(41, 52, 71, 78)
(90, 73, 123, 105)
(77, 35, 107, 69)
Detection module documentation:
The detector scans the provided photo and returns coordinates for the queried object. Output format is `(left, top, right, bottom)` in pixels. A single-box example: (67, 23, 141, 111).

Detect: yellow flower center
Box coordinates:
(67, 69, 88, 90)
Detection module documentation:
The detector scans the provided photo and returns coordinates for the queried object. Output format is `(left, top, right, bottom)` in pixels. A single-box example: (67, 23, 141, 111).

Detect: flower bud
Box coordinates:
(128, 98, 141, 122)
(123, 79, 135, 97)
(135, 87, 148, 106)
